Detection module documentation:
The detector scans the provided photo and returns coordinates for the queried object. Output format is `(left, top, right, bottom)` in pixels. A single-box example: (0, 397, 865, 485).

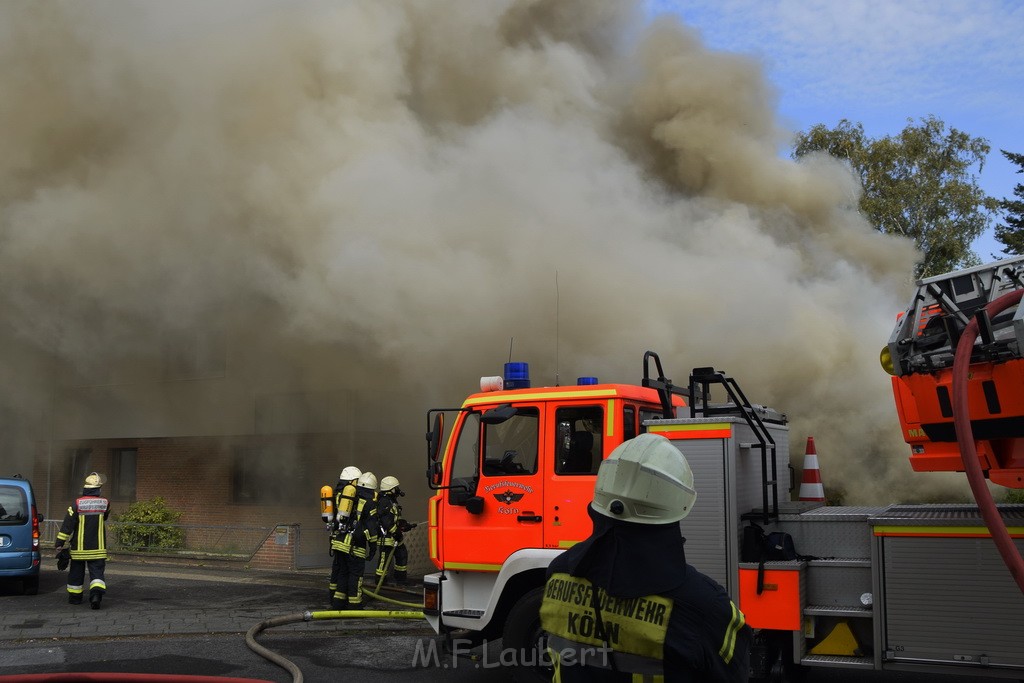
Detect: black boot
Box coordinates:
(68, 593, 83, 605)
(90, 590, 103, 610)
(394, 570, 408, 586)
(331, 596, 348, 610)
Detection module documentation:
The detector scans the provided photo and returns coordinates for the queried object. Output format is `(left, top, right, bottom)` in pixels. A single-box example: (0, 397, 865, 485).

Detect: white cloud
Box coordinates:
(654, 0, 1024, 120)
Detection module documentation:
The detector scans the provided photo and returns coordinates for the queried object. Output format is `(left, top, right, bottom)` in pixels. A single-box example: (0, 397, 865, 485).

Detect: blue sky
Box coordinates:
(652, 0, 1024, 260)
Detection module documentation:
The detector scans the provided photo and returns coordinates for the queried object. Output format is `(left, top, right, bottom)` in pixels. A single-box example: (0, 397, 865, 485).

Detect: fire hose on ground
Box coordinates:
(951, 287, 1024, 595)
(245, 607, 426, 683)
(246, 539, 426, 682)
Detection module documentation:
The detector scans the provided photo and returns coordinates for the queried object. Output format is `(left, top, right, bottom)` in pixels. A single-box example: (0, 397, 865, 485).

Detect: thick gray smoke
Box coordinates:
(1, 0, 960, 503)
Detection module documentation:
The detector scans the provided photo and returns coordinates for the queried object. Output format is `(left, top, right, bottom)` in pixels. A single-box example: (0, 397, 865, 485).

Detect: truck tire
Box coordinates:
(750, 631, 803, 683)
(502, 587, 550, 682)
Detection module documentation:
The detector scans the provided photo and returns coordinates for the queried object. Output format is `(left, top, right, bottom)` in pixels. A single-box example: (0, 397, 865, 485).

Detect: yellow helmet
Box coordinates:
(83, 472, 106, 489)
(591, 434, 696, 524)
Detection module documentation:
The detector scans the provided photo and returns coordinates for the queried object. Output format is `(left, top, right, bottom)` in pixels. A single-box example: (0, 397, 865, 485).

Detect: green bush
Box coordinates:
(114, 497, 185, 551)
(1003, 488, 1024, 504)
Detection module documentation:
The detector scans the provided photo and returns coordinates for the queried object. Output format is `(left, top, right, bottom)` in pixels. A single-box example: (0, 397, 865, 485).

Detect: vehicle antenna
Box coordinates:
(508, 337, 514, 364)
(555, 271, 560, 387)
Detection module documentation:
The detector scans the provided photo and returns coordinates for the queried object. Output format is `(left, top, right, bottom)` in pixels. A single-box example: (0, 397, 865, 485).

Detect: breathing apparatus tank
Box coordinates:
(320, 485, 335, 524)
(337, 482, 358, 529)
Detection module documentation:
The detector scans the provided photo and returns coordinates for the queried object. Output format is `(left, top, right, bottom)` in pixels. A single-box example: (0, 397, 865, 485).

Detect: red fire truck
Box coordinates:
(421, 261, 1024, 681)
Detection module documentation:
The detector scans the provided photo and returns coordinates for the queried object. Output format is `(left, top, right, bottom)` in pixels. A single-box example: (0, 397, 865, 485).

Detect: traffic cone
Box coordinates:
(799, 436, 826, 502)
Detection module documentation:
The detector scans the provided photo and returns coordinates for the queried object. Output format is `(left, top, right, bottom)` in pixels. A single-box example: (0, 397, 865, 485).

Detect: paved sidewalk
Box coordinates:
(0, 559, 428, 644)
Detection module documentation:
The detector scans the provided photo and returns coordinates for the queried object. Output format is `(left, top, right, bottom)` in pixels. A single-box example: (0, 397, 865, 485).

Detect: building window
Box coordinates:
(163, 328, 227, 381)
(231, 447, 302, 505)
(68, 449, 92, 496)
(112, 448, 138, 500)
(232, 448, 260, 504)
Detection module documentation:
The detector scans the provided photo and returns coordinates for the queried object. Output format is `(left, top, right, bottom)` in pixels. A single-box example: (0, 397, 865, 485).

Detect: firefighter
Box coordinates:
(375, 475, 411, 586)
(54, 472, 111, 609)
(328, 465, 362, 603)
(539, 434, 752, 682)
(331, 470, 379, 610)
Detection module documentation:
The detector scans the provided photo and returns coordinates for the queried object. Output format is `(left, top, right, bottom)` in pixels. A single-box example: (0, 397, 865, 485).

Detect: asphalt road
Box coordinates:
(0, 562, 510, 682)
(0, 564, 1016, 683)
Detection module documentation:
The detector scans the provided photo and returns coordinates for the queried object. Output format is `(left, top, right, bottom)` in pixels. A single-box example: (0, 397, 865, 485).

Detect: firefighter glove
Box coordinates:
(56, 548, 71, 571)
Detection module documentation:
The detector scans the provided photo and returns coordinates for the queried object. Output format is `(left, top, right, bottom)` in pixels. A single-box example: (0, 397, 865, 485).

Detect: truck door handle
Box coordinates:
(517, 514, 542, 523)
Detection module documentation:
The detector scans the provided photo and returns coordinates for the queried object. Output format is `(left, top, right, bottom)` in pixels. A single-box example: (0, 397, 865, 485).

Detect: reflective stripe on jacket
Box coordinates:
(540, 568, 750, 682)
(56, 495, 110, 561)
(331, 495, 378, 558)
(541, 572, 670, 680)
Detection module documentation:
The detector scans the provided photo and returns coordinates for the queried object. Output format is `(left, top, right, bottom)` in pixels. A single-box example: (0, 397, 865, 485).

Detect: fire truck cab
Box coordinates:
(421, 353, 688, 651)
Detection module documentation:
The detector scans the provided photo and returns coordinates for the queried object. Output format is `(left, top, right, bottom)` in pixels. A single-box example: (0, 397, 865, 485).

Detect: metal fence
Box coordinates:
(41, 519, 273, 559)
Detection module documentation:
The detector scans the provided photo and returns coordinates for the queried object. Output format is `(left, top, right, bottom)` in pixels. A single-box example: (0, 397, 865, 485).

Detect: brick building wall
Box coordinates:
(33, 428, 428, 569)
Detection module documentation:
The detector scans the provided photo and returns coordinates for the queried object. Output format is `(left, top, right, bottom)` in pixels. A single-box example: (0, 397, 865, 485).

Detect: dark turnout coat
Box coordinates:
(56, 492, 110, 561)
(540, 506, 751, 682)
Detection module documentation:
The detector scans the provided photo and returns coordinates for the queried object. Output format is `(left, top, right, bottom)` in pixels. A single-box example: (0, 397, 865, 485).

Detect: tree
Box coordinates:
(994, 150, 1024, 255)
(793, 116, 997, 277)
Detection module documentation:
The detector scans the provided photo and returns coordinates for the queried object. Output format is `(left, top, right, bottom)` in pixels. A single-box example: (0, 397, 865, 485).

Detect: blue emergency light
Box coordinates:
(577, 376, 598, 385)
(503, 362, 531, 389)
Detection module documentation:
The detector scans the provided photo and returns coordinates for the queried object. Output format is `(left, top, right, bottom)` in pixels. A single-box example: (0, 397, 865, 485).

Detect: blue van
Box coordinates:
(0, 475, 43, 595)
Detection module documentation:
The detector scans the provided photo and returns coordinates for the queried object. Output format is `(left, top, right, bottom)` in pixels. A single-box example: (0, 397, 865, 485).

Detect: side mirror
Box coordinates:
(465, 496, 484, 515)
(427, 412, 444, 463)
(428, 462, 442, 487)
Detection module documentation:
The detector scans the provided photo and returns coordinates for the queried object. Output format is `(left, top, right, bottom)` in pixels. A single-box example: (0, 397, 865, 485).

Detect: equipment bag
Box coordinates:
(741, 523, 815, 595)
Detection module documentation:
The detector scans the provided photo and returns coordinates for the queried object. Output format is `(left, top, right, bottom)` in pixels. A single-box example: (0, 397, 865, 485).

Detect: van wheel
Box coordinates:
(502, 587, 550, 682)
(23, 576, 39, 595)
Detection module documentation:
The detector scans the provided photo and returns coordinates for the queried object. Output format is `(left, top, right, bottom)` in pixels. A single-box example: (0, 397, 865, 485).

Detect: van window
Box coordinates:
(0, 485, 29, 524)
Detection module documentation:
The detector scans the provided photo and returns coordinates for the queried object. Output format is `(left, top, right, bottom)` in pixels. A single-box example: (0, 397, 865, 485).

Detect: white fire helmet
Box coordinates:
(83, 472, 106, 489)
(339, 466, 362, 482)
(357, 471, 378, 491)
(591, 433, 696, 525)
(380, 476, 400, 494)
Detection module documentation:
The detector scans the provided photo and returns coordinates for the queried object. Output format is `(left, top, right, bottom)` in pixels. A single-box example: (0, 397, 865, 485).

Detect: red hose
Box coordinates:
(0, 676, 274, 682)
(951, 287, 1024, 595)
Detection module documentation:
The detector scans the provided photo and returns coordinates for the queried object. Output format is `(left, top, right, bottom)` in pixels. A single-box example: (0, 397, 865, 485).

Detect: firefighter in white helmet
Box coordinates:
(331, 471, 379, 610)
(327, 465, 361, 603)
(540, 434, 752, 682)
(54, 472, 111, 609)
(375, 476, 413, 586)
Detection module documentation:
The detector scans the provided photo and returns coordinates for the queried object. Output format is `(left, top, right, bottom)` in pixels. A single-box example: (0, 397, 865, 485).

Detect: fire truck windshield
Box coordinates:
(447, 408, 540, 506)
